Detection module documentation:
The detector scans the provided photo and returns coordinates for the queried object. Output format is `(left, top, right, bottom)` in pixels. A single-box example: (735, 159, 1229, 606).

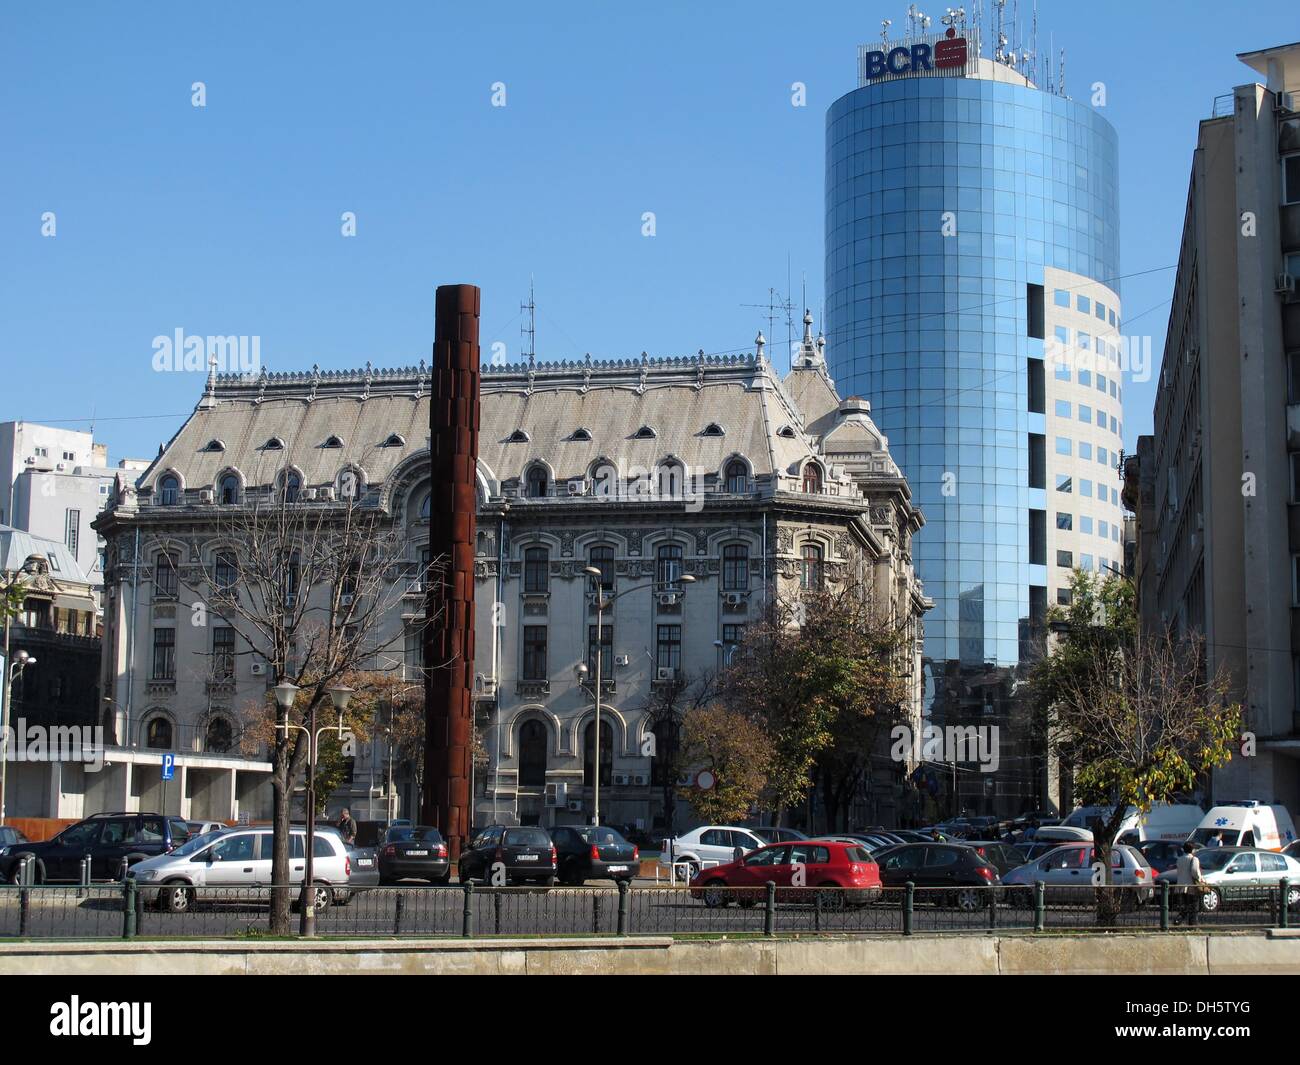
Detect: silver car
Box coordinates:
(1155, 847, 1300, 912)
(1001, 842, 1155, 905)
(127, 826, 352, 913)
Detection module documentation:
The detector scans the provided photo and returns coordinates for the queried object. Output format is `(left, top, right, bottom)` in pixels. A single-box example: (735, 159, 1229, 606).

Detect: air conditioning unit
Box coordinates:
(56, 463, 65, 471)
(632, 774, 648, 786)
(544, 782, 567, 808)
(1276, 273, 1297, 295)
(301, 488, 318, 501)
(566, 479, 586, 495)
(656, 592, 679, 607)
(319, 486, 335, 501)
(199, 489, 214, 503)
(655, 667, 677, 683)
(613, 773, 630, 786)
(613, 654, 630, 667)
(566, 800, 583, 813)
(407, 580, 424, 594)
(250, 661, 266, 677)
(339, 594, 354, 607)
(724, 592, 745, 607)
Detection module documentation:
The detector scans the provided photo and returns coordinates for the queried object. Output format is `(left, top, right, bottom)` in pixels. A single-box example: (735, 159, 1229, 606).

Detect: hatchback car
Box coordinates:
(664, 826, 765, 878)
(378, 825, 450, 884)
(1, 812, 190, 883)
(871, 843, 1001, 910)
(127, 826, 353, 912)
(459, 825, 557, 886)
(1001, 843, 1154, 906)
(1154, 847, 1300, 912)
(552, 825, 639, 885)
(690, 840, 882, 909)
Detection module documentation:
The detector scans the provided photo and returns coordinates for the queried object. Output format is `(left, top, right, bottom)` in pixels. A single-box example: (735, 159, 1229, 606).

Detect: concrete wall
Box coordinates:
(3, 931, 1298, 976)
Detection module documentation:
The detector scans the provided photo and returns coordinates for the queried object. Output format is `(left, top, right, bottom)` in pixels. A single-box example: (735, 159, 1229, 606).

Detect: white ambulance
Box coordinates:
(1188, 801, 1297, 851)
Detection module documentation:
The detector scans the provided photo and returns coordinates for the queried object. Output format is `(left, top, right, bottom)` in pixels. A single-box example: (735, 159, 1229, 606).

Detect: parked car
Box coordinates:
(0, 812, 191, 884)
(871, 843, 1001, 910)
(1001, 843, 1155, 906)
(750, 826, 808, 845)
(1154, 847, 1300, 912)
(0, 826, 30, 853)
(689, 840, 882, 909)
(458, 825, 556, 886)
(551, 825, 639, 885)
(663, 826, 765, 877)
(127, 825, 353, 913)
(962, 841, 1026, 876)
(377, 825, 450, 884)
(185, 821, 227, 837)
(890, 830, 938, 844)
(1135, 839, 1186, 874)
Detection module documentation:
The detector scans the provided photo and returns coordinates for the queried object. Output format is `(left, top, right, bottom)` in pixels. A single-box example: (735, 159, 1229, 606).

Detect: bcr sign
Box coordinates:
(862, 28, 969, 81)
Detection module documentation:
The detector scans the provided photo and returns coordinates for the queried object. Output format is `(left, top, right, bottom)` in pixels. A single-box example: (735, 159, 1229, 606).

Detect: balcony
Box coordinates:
(516, 679, 550, 698)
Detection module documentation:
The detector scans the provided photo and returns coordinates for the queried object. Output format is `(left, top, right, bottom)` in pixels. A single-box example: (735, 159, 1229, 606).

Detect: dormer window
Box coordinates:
(633, 426, 657, 440)
(570, 428, 593, 442)
(158, 474, 180, 505)
(321, 435, 344, 449)
(525, 466, 549, 499)
(262, 437, 285, 451)
(381, 433, 406, 448)
(200, 439, 225, 453)
(218, 474, 241, 505)
(701, 423, 725, 437)
(801, 463, 823, 494)
(507, 429, 530, 444)
(777, 426, 796, 439)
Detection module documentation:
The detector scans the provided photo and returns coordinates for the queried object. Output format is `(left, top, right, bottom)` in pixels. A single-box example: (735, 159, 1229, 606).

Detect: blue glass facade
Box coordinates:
(825, 75, 1119, 672)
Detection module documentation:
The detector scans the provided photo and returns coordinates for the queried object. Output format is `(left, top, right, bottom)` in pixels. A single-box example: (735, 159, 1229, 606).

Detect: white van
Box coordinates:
(1188, 802, 1297, 851)
(1061, 803, 1205, 844)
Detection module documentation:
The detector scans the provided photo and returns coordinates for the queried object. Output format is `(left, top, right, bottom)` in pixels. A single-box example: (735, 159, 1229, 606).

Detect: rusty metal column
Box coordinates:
(424, 284, 480, 861)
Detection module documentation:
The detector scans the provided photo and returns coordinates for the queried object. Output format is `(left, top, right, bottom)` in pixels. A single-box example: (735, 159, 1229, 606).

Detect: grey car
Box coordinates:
(127, 826, 352, 913)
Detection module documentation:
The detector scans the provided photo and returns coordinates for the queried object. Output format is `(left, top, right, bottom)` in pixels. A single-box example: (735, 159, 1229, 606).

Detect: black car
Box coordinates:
(1134, 839, 1186, 874)
(0, 826, 30, 850)
(552, 825, 639, 885)
(872, 843, 1001, 910)
(458, 825, 556, 886)
(378, 825, 450, 884)
(962, 840, 1027, 876)
(0, 812, 191, 884)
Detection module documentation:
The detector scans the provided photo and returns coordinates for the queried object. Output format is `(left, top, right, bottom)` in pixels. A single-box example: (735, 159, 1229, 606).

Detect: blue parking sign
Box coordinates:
(162, 753, 175, 781)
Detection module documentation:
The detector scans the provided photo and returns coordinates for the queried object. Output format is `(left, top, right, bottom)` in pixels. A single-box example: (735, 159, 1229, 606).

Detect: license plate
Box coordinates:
(517, 854, 539, 861)
(358, 859, 373, 866)
(607, 865, 627, 872)
(407, 851, 427, 857)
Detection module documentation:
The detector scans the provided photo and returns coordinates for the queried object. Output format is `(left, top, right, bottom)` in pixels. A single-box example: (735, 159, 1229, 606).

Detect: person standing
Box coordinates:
(336, 807, 357, 846)
(1175, 842, 1204, 926)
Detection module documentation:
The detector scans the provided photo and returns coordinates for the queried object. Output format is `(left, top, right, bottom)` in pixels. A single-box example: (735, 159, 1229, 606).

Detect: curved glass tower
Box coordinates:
(825, 32, 1122, 813)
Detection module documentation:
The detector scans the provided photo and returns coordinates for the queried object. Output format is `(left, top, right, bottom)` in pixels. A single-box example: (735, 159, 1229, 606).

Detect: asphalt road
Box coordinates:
(0, 884, 1287, 939)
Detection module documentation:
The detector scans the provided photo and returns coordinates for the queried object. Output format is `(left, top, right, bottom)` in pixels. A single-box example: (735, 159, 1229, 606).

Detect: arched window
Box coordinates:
(588, 545, 615, 591)
(722, 544, 749, 590)
(205, 717, 234, 754)
(523, 546, 549, 594)
(656, 461, 684, 499)
(724, 460, 748, 494)
(801, 463, 822, 494)
(282, 471, 301, 503)
(155, 551, 180, 599)
(145, 717, 173, 750)
(262, 437, 284, 451)
(218, 474, 240, 505)
(583, 720, 613, 787)
(525, 466, 548, 499)
(158, 474, 180, 505)
(519, 719, 548, 787)
(649, 717, 680, 787)
(656, 543, 683, 587)
(419, 493, 431, 520)
(801, 543, 824, 591)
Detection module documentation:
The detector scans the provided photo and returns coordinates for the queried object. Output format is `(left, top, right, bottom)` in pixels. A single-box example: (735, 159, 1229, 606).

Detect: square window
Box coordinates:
(1108, 309, 1116, 326)
(1054, 289, 1070, 307)
(1099, 520, 1109, 539)
(1095, 301, 1106, 321)
(1055, 400, 1071, 418)
(1079, 442, 1093, 460)
(1055, 474, 1072, 493)
(1079, 404, 1092, 422)
(1054, 325, 1069, 345)
(1056, 550, 1073, 568)
(1057, 587, 1073, 606)
(1111, 380, 1118, 398)
(1056, 437, 1072, 456)
(1081, 553, 1094, 571)
(1080, 516, 1094, 535)
(1056, 513, 1073, 531)
(1077, 295, 1091, 314)
(1080, 479, 1093, 497)
(1079, 370, 1092, 386)
(1097, 373, 1107, 393)
(1078, 332, 1091, 351)
(1055, 363, 1071, 381)
(1098, 447, 1108, 465)
(1097, 409, 1107, 427)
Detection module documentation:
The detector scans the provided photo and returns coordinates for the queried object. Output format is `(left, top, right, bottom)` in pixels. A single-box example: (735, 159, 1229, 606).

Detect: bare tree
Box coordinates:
(169, 494, 432, 933)
(637, 670, 719, 837)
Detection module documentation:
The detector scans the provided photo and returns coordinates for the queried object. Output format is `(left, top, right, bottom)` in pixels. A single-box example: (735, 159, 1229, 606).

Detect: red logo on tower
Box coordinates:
(933, 26, 968, 70)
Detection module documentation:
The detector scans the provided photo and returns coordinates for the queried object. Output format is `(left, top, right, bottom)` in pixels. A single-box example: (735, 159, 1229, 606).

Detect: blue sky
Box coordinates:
(1, 0, 1294, 464)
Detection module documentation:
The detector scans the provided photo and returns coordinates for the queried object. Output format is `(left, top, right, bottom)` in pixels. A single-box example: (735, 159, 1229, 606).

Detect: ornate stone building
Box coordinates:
(91, 318, 929, 829)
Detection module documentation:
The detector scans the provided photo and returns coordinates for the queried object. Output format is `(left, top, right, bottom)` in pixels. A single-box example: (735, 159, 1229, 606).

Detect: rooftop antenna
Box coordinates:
(1045, 30, 1053, 94)
(741, 287, 794, 359)
(1058, 45, 1065, 95)
(1031, 0, 1038, 85)
(993, 0, 1007, 63)
(880, 18, 892, 42)
(971, 0, 981, 55)
(1012, 0, 1019, 70)
(520, 276, 536, 363)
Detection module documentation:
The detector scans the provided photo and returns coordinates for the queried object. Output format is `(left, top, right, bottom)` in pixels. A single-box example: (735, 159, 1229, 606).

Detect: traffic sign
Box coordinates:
(162, 753, 175, 781)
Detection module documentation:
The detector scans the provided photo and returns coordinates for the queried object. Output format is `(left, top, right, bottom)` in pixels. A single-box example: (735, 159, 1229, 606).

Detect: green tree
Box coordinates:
(680, 704, 772, 824)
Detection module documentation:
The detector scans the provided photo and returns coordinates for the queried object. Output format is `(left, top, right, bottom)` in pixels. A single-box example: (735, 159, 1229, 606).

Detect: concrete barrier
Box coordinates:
(4, 931, 1300, 975)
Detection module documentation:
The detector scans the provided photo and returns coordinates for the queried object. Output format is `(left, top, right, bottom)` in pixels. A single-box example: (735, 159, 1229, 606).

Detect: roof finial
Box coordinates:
(802, 308, 814, 345)
(755, 331, 766, 359)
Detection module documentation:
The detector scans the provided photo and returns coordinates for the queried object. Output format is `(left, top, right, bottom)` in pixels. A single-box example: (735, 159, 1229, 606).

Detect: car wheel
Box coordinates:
(163, 881, 194, 914)
(311, 883, 333, 911)
(701, 880, 729, 908)
(7, 856, 39, 885)
(954, 887, 983, 912)
(1287, 885, 1300, 910)
(816, 885, 847, 911)
(678, 859, 700, 881)
(1200, 887, 1222, 913)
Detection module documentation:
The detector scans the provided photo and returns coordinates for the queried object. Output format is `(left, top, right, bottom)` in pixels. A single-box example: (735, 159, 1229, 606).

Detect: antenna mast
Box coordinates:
(520, 277, 536, 362)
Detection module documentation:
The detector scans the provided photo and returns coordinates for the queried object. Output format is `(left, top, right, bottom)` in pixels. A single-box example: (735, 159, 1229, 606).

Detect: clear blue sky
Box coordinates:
(1, 1, 1294, 464)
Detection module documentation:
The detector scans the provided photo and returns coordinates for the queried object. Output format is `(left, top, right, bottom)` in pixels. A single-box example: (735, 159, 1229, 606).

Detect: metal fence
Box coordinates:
(0, 878, 1295, 941)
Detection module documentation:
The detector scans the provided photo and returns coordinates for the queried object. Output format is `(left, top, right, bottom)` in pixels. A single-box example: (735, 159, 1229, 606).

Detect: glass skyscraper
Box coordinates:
(825, 27, 1123, 813)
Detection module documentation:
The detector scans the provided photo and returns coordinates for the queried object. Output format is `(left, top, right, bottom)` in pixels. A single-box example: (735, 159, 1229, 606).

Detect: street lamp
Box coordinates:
(274, 680, 352, 936)
(1, 650, 35, 824)
(713, 639, 738, 666)
(578, 567, 695, 826)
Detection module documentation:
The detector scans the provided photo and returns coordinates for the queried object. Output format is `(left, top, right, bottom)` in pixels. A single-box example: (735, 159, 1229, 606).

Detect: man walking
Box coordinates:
(336, 807, 357, 846)
(1175, 841, 1203, 926)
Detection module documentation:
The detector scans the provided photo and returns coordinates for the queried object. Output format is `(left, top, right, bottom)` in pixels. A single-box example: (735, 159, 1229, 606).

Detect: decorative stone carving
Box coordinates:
(559, 530, 577, 557)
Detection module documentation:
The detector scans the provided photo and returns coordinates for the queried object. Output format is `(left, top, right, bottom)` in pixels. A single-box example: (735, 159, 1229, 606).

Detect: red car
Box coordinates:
(689, 840, 882, 909)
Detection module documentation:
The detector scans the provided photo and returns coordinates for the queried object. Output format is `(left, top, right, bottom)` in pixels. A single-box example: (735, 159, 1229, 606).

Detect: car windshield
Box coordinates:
(1189, 828, 1238, 847)
(1195, 849, 1237, 872)
(170, 832, 222, 857)
(580, 827, 626, 846)
(386, 826, 443, 843)
(503, 828, 551, 848)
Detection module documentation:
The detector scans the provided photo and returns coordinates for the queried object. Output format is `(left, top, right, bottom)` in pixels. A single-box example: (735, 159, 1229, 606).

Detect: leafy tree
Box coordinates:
(680, 704, 772, 824)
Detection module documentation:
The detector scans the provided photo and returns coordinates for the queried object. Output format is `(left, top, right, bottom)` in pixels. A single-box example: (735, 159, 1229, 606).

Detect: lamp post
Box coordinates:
(0, 650, 35, 824)
(274, 680, 353, 936)
(713, 639, 738, 667)
(577, 568, 695, 826)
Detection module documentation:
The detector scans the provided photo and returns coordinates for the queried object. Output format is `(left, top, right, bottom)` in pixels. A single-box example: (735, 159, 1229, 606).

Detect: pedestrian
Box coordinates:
(1174, 841, 1204, 927)
(336, 806, 357, 846)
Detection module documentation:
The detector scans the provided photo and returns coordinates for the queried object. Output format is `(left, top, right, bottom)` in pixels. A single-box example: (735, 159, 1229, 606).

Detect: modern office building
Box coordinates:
(824, 18, 1125, 814)
(1138, 42, 1300, 812)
